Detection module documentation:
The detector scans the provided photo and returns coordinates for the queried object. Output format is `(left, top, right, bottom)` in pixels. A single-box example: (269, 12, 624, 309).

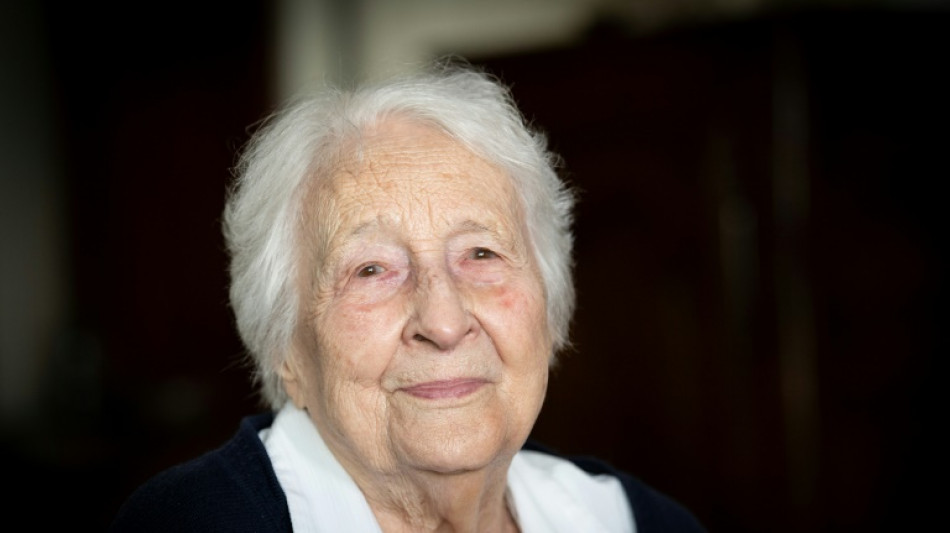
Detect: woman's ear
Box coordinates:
(278, 352, 307, 408)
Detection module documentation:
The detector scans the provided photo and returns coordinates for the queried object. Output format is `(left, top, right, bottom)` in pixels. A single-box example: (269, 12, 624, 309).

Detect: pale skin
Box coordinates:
(281, 118, 553, 532)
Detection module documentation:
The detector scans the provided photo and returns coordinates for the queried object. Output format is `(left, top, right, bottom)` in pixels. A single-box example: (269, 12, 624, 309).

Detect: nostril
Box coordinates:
(413, 334, 427, 342)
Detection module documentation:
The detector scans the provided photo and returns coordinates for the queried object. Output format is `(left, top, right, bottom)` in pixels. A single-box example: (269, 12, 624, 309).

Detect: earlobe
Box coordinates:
(278, 354, 306, 408)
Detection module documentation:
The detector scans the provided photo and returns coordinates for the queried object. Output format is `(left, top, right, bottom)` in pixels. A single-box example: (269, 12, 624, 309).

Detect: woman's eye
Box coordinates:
(356, 264, 386, 278)
(471, 248, 498, 260)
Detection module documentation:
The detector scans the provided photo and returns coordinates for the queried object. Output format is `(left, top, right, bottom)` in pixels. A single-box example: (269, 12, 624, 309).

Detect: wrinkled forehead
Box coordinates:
(301, 118, 529, 255)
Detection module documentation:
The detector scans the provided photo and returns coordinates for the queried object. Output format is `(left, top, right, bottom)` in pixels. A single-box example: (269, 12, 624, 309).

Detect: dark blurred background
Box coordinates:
(1, 0, 946, 531)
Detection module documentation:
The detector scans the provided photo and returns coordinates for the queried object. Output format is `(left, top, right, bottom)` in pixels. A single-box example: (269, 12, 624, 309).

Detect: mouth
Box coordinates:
(399, 378, 488, 400)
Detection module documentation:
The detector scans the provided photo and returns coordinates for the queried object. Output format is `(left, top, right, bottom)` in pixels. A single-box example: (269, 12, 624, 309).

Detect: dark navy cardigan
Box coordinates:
(111, 413, 706, 532)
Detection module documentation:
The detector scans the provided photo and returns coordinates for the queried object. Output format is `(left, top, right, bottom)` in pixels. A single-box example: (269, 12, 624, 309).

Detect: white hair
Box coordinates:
(223, 61, 576, 409)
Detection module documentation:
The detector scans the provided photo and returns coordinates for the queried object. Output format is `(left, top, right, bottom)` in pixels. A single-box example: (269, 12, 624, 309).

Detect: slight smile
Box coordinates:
(400, 378, 488, 400)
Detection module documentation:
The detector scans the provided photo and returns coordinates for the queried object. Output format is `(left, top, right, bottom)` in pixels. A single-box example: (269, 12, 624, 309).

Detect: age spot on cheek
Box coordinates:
(490, 285, 522, 311)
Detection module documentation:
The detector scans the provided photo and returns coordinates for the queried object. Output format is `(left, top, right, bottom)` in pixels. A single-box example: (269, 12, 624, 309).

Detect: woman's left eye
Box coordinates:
(470, 247, 499, 260)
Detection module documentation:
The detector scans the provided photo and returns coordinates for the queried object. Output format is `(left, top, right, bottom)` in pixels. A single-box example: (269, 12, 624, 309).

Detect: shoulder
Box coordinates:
(110, 413, 292, 533)
(520, 440, 707, 533)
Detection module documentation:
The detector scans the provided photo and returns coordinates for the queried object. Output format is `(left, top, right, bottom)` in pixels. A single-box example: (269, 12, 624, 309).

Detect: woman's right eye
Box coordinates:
(356, 264, 385, 278)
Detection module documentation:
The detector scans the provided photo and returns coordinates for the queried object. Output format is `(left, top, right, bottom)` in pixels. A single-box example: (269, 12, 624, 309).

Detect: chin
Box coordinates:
(395, 422, 515, 475)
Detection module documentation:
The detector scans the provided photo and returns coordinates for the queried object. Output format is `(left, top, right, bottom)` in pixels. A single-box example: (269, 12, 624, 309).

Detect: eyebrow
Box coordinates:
(450, 220, 521, 254)
(342, 217, 499, 240)
(343, 219, 383, 240)
(452, 219, 496, 236)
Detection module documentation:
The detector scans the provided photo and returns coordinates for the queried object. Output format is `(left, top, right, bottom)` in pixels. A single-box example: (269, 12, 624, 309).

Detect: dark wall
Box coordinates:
(4, 1, 272, 528)
(476, 9, 946, 532)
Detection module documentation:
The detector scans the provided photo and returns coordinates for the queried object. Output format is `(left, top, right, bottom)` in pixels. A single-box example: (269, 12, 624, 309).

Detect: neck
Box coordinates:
(358, 459, 519, 533)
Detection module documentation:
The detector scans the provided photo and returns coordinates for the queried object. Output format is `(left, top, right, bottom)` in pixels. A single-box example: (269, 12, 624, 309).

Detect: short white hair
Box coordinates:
(223, 61, 576, 409)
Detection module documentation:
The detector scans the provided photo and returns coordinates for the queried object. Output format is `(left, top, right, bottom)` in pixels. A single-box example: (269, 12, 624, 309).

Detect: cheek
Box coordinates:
(479, 283, 549, 350)
(333, 305, 376, 338)
(317, 300, 406, 377)
(502, 283, 546, 324)
(495, 286, 520, 311)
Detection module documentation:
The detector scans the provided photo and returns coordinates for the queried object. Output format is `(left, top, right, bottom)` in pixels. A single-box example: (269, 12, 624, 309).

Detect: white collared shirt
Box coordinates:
(260, 403, 635, 533)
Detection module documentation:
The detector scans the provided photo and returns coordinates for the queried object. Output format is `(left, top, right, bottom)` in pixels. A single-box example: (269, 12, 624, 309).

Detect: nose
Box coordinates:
(404, 269, 476, 351)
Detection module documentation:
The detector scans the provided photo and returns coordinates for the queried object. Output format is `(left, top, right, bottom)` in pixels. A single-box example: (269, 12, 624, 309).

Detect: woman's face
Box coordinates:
(285, 119, 551, 478)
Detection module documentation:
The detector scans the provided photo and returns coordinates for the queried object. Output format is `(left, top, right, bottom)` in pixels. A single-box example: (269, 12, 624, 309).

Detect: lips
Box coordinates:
(400, 378, 487, 400)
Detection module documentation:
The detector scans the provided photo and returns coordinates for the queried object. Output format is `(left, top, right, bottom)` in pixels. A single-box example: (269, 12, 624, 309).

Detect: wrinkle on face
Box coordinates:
(287, 117, 551, 511)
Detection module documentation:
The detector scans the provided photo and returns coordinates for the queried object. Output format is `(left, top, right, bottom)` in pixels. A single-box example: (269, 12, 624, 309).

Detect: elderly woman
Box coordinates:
(111, 63, 704, 532)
